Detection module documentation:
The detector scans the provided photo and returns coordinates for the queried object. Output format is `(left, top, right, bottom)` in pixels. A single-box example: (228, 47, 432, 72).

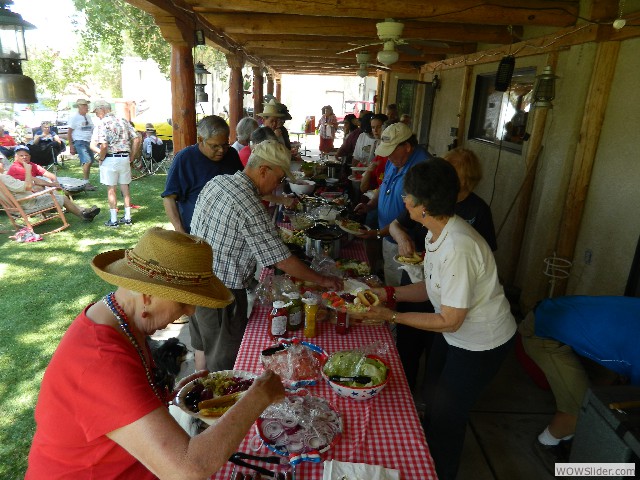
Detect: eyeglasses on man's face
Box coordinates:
(266, 166, 287, 184)
(204, 141, 230, 151)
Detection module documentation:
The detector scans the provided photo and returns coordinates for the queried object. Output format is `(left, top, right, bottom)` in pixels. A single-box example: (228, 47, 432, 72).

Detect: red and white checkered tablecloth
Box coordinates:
(211, 240, 437, 480)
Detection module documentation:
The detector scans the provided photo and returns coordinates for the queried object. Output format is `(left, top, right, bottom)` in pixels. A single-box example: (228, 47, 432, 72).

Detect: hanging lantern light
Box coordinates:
(194, 61, 210, 103)
(532, 65, 559, 109)
(0, 1, 37, 103)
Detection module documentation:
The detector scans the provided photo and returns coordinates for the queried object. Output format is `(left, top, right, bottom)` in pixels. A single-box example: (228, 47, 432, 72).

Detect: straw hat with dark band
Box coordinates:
(91, 228, 233, 309)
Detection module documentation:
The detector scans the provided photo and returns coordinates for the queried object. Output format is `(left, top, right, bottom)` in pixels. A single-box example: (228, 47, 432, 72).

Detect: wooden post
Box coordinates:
(266, 74, 274, 96)
(554, 41, 621, 295)
(170, 45, 196, 151)
(252, 67, 264, 119)
(226, 53, 245, 142)
(275, 77, 282, 101)
(456, 66, 472, 146)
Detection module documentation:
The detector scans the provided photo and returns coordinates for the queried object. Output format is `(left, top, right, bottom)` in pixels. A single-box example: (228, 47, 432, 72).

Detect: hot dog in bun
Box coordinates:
(357, 290, 380, 307)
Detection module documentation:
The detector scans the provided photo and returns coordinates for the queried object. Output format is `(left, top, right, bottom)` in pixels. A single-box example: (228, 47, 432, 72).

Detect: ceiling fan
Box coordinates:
(339, 51, 391, 77)
(337, 18, 449, 66)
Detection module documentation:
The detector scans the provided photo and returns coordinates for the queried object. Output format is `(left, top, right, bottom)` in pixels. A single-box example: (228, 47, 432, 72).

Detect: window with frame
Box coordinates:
(468, 67, 536, 153)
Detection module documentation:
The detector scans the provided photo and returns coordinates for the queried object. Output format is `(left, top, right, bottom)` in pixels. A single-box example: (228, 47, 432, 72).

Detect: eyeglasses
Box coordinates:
(266, 166, 287, 184)
(205, 141, 230, 151)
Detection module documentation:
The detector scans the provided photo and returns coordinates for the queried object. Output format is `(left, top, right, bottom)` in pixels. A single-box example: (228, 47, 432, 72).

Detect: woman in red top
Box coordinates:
(27, 228, 285, 479)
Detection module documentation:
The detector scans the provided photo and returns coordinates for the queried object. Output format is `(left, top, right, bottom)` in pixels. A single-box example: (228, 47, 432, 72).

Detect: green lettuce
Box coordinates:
(323, 352, 388, 387)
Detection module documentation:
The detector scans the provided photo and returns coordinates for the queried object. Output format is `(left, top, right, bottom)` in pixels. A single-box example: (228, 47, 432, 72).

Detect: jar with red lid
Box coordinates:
(268, 301, 289, 339)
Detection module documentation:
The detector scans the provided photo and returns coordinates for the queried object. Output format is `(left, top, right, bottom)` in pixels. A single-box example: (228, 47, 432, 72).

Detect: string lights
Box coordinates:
(426, 24, 592, 72)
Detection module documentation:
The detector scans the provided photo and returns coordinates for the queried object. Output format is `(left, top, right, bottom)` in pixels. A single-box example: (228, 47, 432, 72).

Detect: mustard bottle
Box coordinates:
(302, 296, 319, 338)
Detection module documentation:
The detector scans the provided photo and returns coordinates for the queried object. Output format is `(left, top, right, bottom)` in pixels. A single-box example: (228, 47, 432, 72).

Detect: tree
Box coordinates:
(72, 0, 230, 82)
(22, 42, 123, 106)
(72, 0, 171, 74)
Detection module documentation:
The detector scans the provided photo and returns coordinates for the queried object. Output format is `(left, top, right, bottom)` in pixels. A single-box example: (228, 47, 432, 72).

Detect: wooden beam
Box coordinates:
(554, 41, 620, 296)
(186, 0, 578, 27)
(421, 23, 601, 73)
(580, 0, 619, 22)
(229, 34, 476, 55)
(456, 66, 473, 146)
(226, 53, 245, 141)
(201, 13, 517, 44)
(247, 49, 443, 63)
(170, 45, 196, 150)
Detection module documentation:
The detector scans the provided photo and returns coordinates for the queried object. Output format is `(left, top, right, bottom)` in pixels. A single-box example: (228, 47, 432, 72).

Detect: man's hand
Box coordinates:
(321, 275, 344, 292)
(353, 202, 371, 215)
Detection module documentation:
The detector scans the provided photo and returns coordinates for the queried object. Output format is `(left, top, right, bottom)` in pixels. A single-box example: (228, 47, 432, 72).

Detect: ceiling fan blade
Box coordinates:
(367, 63, 391, 71)
(337, 42, 382, 55)
(405, 38, 451, 48)
(396, 43, 422, 56)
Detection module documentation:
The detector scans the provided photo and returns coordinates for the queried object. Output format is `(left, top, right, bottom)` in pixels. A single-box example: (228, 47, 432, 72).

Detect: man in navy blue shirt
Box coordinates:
(162, 116, 242, 233)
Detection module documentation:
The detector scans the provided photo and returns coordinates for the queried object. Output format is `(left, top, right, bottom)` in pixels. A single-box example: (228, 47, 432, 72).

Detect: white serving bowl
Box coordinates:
(289, 179, 316, 195)
(322, 355, 391, 401)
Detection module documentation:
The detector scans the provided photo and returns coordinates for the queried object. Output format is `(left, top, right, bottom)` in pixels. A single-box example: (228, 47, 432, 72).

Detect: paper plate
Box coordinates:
(393, 254, 424, 266)
(336, 218, 370, 236)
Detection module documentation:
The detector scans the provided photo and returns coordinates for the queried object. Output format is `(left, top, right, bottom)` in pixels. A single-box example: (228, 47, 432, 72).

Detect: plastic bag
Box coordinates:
(310, 252, 342, 278)
(257, 394, 342, 464)
(260, 339, 327, 389)
(255, 274, 299, 305)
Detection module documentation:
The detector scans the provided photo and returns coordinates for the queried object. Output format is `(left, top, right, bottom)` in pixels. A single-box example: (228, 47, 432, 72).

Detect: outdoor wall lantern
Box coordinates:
(532, 65, 558, 109)
(194, 62, 210, 103)
(0, 0, 37, 103)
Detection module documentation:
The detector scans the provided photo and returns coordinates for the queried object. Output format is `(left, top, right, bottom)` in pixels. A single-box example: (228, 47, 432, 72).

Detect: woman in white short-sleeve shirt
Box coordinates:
(360, 158, 516, 480)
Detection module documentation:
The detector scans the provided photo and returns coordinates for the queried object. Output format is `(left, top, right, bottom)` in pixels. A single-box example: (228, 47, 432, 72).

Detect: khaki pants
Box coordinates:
(519, 311, 589, 415)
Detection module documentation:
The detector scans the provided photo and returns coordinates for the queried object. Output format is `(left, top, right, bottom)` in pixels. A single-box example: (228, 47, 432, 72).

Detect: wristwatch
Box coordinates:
(376, 230, 383, 240)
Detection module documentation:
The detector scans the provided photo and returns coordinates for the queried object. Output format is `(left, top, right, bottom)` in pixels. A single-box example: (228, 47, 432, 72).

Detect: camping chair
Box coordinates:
(27, 141, 65, 172)
(141, 142, 171, 175)
(0, 181, 69, 235)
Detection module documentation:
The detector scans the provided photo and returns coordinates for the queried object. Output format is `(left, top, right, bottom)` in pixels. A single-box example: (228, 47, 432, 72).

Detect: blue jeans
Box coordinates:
(73, 140, 93, 165)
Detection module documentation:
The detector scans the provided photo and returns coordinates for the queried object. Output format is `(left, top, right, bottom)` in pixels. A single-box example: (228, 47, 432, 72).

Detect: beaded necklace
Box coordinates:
(103, 292, 167, 406)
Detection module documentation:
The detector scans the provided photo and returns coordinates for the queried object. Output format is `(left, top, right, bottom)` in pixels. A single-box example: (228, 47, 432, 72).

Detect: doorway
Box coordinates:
(394, 79, 436, 147)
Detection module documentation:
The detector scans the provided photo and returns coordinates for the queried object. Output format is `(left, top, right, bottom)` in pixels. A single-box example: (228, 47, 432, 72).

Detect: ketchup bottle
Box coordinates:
(268, 301, 289, 339)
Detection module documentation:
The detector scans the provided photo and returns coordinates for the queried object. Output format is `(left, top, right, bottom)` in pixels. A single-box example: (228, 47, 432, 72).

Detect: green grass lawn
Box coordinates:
(0, 160, 172, 478)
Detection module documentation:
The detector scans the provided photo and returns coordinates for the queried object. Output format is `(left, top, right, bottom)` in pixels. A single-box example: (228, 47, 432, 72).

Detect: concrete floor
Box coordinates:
(151, 134, 559, 479)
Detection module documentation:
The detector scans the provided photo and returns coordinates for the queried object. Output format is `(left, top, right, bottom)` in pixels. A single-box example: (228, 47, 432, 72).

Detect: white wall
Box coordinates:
(568, 38, 640, 295)
(424, 36, 640, 309)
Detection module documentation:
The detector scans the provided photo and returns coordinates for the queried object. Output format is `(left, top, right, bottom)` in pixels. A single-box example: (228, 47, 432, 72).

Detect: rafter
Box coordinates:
(229, 34, 475, 55)
(201, 13, 519, 44)
(186, 0, 579, 27)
